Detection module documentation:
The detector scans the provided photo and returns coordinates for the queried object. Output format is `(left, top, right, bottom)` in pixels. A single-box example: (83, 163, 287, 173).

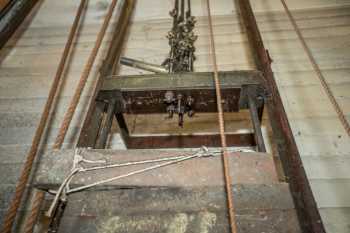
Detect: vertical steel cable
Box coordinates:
(53, 0, 120, 148)
(205, 1, 238, 233)
(280, 0, 350, 137)
(0, 1, 87, 232)
(22, 191, 45, 233)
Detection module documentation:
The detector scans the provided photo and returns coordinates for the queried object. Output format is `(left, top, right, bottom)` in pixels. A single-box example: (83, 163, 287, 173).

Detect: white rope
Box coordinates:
(46, 147, 219, 213)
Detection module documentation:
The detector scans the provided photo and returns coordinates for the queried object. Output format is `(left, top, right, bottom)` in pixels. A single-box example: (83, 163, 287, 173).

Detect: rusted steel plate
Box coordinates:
(53, 210, 301, 233)
(125, 133, 255, 149)
(119, 88, 241, 114)
(49, 185, 295, 213)
(101, 71, 262, 92)
(34, 149, 278, 189)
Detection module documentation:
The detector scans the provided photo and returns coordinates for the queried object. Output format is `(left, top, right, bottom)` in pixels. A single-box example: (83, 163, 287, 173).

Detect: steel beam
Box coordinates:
(237, 1, 325, 232)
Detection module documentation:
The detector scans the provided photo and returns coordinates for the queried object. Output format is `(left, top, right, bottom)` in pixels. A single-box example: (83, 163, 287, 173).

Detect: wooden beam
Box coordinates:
(34, 149, 279, 189)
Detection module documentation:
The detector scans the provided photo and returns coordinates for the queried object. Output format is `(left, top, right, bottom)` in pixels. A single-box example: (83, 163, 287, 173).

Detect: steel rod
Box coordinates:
(120, 57, 168, 73)
(205, 1, 238, 233)
(0, 0, 38, 49)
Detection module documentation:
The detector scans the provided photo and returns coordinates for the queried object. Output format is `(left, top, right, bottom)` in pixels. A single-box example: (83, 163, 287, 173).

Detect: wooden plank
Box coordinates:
(310, 179, 350, 208)
(101, 71, 262, 91)
(290, 117, 349, 136)
(0, 0, 10, 11)
(0, 96, 91, 113)
(0, 184, 33, 209)
(4, 23, 349, 53)
(302, 156, 350, 179)
(54, 210, 300, 233)
(56, 185, 296, 214)
(34, 150, 279, 189)
(0, 144, 72, 164)
(37, 185, 301, 233)
(320, 207, 350, 233)
(0, 127, 80, 146)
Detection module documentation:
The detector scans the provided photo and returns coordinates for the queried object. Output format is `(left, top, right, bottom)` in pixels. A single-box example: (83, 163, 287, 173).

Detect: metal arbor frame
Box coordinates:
(76, 1, 326, 233)
(84, 71, 267, 151)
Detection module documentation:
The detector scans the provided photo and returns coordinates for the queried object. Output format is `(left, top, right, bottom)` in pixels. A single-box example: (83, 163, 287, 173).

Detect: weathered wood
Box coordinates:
(320, 207, 350, 233)
(54, 210, 300, 233)
(37, 185, 301, 233)
(56, 185, 296, 213)
(0, 127, 80, 146)
(101, 71, 262, 91)
(302, 156, 350, 179)
(310, 179, 350, 208)
(34, 149, 279, 189)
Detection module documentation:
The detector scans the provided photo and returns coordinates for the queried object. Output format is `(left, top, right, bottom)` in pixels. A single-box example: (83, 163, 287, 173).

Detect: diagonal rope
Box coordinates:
(53, 0, 120, 148)
(205, 1, 238, 233)
(0, 1, 88, 232)
(280, 0, 350, 137)
(21, 0, 121, 232)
